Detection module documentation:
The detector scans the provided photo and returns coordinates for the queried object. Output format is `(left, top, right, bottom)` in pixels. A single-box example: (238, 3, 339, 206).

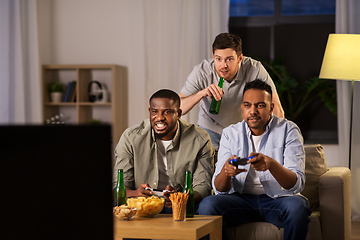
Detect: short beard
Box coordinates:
(152, 121, 178, 140)
(154, 131, 168, 140)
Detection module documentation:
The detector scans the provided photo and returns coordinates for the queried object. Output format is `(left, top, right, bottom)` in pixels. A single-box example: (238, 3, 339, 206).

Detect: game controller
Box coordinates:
(229, 155, 256, 166)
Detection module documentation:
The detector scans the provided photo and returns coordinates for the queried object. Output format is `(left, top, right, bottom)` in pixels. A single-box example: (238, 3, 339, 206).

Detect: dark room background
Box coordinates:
(229, 0, 337, 144)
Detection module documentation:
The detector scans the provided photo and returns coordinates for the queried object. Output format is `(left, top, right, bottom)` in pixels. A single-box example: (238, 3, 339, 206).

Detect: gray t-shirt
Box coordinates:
(180, 56, 277, 135)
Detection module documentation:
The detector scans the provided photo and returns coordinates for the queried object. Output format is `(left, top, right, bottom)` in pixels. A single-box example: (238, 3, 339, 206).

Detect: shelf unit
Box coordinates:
(42, 64, 127, 144)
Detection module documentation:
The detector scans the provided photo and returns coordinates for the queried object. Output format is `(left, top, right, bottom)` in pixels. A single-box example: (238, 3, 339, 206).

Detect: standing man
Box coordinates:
(113, 89, 214, 212)
(198, 80, 310, 240)
(179, 33, 284, 150)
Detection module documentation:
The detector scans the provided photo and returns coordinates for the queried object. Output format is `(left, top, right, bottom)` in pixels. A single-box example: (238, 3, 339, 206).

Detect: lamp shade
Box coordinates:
(319, 34, 360, 81)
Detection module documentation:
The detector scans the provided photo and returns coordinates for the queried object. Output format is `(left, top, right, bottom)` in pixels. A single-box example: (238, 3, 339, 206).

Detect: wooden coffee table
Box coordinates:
(113, 214, 222, 240)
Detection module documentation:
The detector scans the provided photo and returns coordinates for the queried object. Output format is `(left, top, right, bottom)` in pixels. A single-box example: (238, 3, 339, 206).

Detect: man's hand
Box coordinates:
(126, 183, 153, 197)
(179, 84, 224, 115)
(163, 185, 175, 208)
(214, 155, 247, 192)
(248, 153, 297, 190)
(248, 153, 272, 172)
(222, 155, 247, 177)
(201, 84, 224, 101)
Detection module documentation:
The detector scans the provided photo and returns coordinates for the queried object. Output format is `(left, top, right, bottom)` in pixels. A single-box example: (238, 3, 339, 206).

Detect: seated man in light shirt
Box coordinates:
(113, 89, 214, 213)
(198, 80, 311, 240)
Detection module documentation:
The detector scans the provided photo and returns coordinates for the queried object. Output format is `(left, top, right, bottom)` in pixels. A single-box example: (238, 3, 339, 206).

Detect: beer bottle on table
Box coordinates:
(209, 77, 224, 114)
(114, 169, 126, 206)
(182, 170, 195, 218)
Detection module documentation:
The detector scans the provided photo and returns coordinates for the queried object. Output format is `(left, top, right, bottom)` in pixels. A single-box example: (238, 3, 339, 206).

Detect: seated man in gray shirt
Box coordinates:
(113, 89, 214, 212)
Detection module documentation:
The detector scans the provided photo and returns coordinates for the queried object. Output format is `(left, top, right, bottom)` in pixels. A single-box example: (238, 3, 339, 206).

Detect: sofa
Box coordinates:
(226, 144, 352, 240)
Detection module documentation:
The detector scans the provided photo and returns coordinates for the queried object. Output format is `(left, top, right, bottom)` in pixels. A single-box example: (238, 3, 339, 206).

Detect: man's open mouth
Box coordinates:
(155, 122, 167, 131)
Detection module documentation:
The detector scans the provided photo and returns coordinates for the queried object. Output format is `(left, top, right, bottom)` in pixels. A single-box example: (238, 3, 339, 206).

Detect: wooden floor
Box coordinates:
(352, 221, 360, 240)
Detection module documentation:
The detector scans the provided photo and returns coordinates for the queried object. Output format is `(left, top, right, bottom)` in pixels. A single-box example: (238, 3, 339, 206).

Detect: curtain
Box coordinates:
(36, 0, 229, 126)
(0, 0, 41, 124)
(335, 0, 360, 220)
(142, 0, 229, 124)
(1, 0, 229, 126)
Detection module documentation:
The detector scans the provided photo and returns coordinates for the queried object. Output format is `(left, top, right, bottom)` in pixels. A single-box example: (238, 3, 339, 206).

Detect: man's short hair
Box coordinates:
(149, 89, 181, 108)
(244, 79, 273, 98)
(212, 33, 242, 56)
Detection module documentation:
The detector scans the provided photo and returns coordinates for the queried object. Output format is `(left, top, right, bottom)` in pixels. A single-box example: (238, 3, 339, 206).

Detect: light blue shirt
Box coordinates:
(213, 115, 305, 198)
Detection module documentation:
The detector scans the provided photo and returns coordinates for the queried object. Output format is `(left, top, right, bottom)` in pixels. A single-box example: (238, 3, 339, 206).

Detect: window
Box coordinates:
(229, 0, 337, 144)
(230, 0, 335, 17)
(230, 0, 274, 16)
(281, 0, 335, 16)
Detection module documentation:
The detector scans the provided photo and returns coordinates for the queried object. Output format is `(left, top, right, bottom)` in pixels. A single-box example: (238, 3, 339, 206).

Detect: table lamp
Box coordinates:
(319, 33, 360, 169)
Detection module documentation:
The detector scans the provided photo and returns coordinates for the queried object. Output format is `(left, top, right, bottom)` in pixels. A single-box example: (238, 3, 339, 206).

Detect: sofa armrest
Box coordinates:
(319, 167, 351, 240)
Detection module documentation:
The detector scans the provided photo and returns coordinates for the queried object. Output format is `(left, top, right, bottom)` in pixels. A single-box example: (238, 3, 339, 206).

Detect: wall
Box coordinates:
(37, 0, 147, 127)
(36, 0, 341, 166)
(306, 144, 340, 168)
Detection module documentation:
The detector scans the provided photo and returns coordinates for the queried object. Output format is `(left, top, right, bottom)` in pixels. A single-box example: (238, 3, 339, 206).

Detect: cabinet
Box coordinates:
(42, 64, 127, 144)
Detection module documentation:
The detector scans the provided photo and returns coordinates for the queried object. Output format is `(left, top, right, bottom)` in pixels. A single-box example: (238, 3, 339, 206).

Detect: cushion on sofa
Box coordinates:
(227, 222, 283, 240)
(301, 144, 328, 211)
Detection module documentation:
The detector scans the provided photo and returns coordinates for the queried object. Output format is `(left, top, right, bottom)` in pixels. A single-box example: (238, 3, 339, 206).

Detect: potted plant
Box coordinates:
(48, 81, 65, 102)
(257, 57, 337, 120)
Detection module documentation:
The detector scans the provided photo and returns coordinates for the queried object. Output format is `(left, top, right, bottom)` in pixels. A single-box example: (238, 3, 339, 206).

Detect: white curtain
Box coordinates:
(142, 0, 229, 124)
(0, 0, 41, 124)
(109, 0, 229, 125)
(1, 0, 229, 126)
(335, 0, 360, 220)
(35, 0, 229, 126)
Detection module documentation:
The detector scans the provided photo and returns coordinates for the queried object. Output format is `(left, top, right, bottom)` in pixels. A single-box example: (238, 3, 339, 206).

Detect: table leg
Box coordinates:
(209, 226, 222, 240)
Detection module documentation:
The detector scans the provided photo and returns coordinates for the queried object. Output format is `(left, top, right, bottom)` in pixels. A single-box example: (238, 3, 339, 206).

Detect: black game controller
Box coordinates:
(229, 156, 256, 166)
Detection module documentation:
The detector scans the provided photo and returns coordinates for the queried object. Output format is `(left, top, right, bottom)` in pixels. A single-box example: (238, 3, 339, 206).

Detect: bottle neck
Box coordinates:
(218, 77, 224, 89)
(117, 169, 124, 186)
(184, 171, 192, 189)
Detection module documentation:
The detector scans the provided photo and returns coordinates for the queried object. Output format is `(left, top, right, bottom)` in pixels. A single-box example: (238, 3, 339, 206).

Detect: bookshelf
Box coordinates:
(42, 64, 127, 144)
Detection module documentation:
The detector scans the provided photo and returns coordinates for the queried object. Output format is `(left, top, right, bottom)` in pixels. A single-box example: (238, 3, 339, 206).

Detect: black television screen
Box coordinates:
(0, 125, 113, 240)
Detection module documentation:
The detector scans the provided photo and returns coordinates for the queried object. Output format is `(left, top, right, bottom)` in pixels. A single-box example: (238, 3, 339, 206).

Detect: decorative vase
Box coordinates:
(51, 92, 62, 103)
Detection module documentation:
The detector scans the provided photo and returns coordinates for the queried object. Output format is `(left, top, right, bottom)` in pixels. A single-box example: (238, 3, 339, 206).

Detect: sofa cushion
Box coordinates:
(227, 222, 283, 240)
(226, 212, 322, 240)
(301, 144, 328, 211)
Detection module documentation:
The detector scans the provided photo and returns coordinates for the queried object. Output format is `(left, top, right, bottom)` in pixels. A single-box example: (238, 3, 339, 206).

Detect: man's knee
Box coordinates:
(283, 196, 311, 221)
(198, 195, 222, 215)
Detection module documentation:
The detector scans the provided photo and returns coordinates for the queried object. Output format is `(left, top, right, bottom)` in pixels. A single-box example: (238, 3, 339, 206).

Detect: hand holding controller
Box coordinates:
(229, 155, 256, 166)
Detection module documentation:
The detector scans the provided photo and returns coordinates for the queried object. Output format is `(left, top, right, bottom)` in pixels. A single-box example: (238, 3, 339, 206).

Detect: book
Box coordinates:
(63, 82, 72, 102)
(70, 81, 77, 102)
(67, 81, 76, 102)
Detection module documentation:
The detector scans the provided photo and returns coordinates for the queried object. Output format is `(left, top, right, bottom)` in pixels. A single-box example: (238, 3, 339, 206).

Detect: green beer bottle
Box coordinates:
(182, 170, 195, 218)
(209, 77, 224, 114)
(114, 169, 126, 206)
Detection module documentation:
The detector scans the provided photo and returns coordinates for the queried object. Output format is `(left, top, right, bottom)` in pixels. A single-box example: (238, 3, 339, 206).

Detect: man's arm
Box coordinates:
(125, 184, 152, 197)
(179, 84, 223, 115)
(272, 91, 285, 118)
(191, 132, 215, 203)
(214, 155, 247, 192)
(194, 191, 203, 204)
(113, 130, 136, 190)
(257, 61, 285, 118)
(248, 153, 297, 189)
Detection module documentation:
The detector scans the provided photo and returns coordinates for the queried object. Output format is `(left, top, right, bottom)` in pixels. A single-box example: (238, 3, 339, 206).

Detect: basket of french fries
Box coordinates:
(127, 196, 165, 217)
(113, 205, 137, 220)
(169, 191, 189, 221)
